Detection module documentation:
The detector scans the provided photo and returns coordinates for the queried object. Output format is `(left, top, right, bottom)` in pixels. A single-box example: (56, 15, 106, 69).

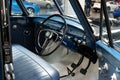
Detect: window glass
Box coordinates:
(11, 0, 78, 18)
(101, 1, 120, 47)
(10, 0, 41, 15)
(10, 0, 23, 15)
(24, 0, 78, 18)
(87, 0, 120, 50)
(25, 0, 59, 16)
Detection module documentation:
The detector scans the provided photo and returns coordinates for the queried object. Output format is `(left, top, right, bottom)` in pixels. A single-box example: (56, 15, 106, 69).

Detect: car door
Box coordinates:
(71, 0, 120, 79)
(92, 1, 120, 80)
(95, 16, 120, 80)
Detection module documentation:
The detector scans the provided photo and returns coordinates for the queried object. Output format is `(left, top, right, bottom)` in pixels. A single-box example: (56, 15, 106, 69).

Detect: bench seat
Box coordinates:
(12, 45, 59, 80)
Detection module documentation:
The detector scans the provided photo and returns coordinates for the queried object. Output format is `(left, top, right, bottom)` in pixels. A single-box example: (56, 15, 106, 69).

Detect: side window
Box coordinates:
(10, 0, 23, 15)
(99, 1, 120, 50)
(83, 0, 120, 48)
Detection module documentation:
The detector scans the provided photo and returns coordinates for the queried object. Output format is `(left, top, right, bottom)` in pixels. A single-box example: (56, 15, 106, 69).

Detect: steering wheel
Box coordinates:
(35, 14, 67, 56)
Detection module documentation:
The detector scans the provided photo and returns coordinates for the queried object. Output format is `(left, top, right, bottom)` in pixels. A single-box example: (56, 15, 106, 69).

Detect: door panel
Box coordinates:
(96, 40, 120, 80)
(10, 16, 35, 52)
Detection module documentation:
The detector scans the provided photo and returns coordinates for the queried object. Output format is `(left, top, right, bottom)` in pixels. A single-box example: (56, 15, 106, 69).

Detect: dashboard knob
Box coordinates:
(81, 41, 86, 45)
(78, 40, 81, 43)
(12, 25, 17, 30)
(68, 36, 71, 39)
(74, 38, 78, 41)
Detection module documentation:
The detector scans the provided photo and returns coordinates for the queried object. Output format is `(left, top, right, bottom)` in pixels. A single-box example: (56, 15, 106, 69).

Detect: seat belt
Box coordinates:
(0, 0, 15, 80)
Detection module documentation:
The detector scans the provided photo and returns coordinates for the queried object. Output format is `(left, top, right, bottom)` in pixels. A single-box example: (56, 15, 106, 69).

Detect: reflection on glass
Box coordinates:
(89, 0, 120, 50)
(11, 0, 40, 16)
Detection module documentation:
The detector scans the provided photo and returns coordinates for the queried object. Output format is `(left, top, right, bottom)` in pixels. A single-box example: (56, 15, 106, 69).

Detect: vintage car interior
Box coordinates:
(0, 0, 120, 80)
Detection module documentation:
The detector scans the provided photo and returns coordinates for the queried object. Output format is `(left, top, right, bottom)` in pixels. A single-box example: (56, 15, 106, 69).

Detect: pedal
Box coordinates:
(71, 63, 77, 68)
(80, 68, 87, 75)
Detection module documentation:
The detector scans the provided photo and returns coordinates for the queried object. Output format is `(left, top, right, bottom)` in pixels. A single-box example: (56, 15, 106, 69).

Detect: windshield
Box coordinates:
(11, 0, 79, 18)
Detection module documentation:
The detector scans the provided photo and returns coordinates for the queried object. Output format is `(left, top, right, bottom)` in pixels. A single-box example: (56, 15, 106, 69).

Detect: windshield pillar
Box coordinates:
(69, 0, 96, 49)
(53, 0, 63, 15)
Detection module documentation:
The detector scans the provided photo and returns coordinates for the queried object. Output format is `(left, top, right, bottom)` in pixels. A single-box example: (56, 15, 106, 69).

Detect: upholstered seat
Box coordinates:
(12, 45, 59, 80)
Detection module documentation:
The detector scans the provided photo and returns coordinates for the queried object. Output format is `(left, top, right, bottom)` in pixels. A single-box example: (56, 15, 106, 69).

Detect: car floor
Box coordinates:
(42, 46, 98, 80)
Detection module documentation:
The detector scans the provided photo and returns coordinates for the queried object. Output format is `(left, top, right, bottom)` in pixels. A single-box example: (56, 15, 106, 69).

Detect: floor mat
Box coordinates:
(42, 46, 98, 80)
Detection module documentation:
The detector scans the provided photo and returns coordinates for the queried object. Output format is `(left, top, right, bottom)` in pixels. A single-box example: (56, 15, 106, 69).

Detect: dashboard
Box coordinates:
(44, 20, 63, 30)
(33, 16, 97, 63)
(67, 26, 84, 37)
(34, 17, 86, 52)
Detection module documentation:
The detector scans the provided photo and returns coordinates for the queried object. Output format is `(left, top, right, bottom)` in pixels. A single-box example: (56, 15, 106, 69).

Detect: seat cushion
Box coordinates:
(12, 45, 59, 80)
